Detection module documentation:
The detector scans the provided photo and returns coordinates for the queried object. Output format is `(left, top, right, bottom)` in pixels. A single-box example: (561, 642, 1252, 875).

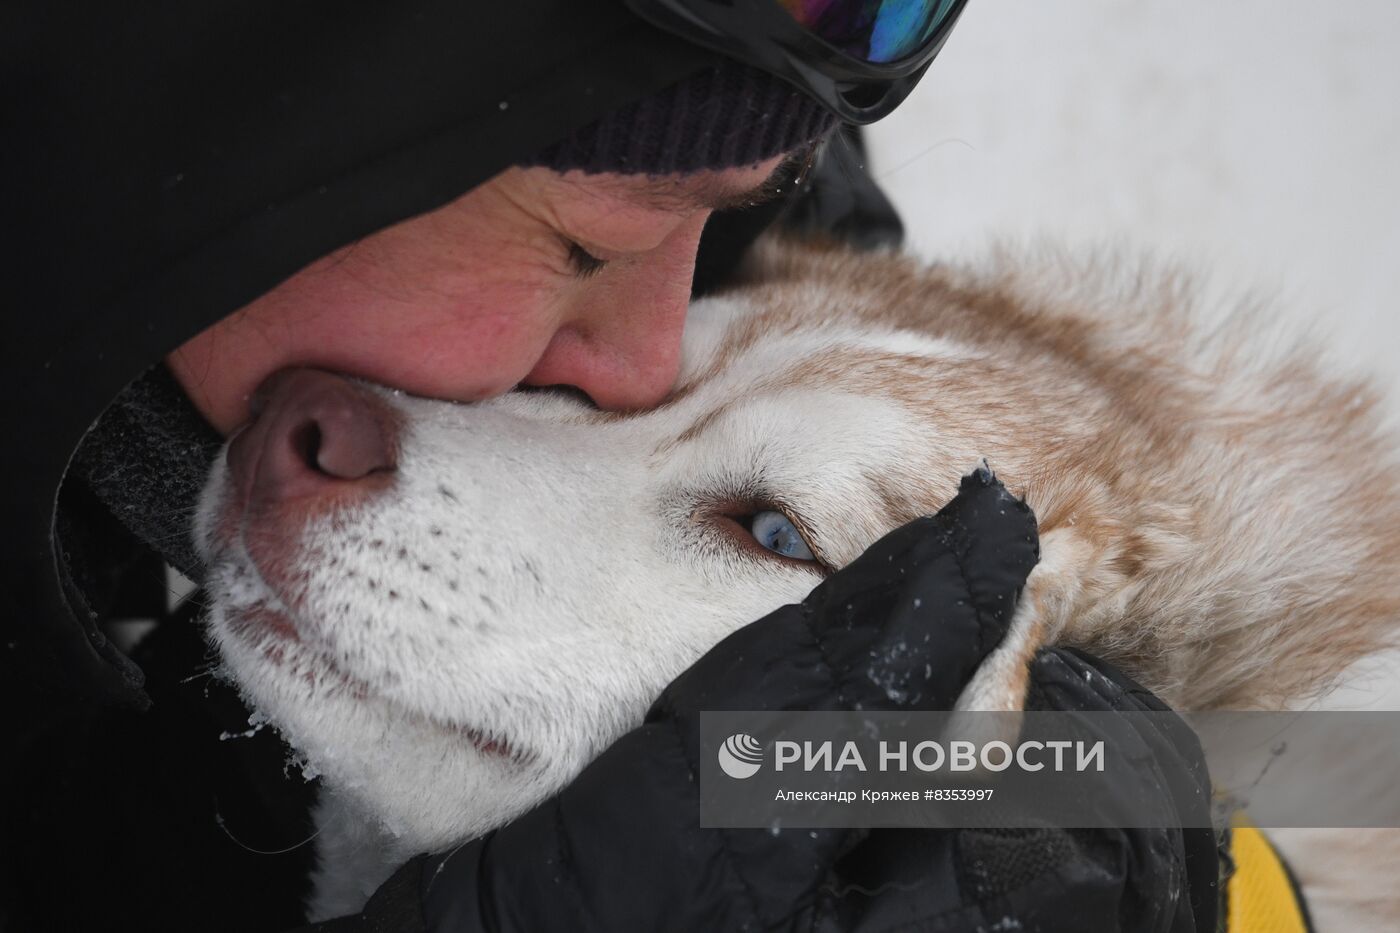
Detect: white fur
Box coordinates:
(198, 313, 918, 914)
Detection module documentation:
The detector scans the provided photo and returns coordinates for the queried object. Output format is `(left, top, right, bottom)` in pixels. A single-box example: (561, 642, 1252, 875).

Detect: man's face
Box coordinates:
(169, 157, 792, 434)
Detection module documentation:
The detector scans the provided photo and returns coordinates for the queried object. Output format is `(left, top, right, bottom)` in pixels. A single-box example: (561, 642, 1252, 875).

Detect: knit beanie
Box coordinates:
(523, 58, 836, 175)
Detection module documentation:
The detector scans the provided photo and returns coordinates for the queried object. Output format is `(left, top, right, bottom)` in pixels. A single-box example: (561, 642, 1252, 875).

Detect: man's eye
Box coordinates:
(566, 241, 608, 278)
(749, 510, 816, 561)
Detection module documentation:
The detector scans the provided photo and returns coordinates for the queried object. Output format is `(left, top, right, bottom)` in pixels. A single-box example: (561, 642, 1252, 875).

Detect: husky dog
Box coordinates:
(196, 240, 1400, 924)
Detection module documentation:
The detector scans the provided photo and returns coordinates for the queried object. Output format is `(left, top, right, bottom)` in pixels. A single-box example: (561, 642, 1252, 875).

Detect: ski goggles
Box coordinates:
(623, 0, 968, 123)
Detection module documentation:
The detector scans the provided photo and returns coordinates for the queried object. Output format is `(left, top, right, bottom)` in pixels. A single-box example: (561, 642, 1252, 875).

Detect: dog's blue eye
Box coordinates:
(751, 511, 815, 561)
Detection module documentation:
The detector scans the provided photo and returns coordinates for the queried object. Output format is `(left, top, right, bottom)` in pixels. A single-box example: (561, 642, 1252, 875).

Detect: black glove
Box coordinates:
(302, 470, 1217, 933)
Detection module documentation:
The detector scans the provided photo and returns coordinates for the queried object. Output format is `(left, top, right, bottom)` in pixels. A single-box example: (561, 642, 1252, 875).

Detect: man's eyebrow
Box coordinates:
(625, 147, 817, 214)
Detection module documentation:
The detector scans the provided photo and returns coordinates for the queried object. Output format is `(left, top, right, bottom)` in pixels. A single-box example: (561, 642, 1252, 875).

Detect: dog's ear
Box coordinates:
(953, 573, 1052, 713)
(953, 527, 1092, 713)
(944, 565, 1055, 765)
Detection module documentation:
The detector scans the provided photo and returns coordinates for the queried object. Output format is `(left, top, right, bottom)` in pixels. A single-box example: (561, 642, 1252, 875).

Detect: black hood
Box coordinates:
(4, 0, 724, 712)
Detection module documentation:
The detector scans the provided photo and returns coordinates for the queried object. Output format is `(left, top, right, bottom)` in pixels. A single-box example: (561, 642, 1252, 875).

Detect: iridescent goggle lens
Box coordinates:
(776, 0, 959, 64)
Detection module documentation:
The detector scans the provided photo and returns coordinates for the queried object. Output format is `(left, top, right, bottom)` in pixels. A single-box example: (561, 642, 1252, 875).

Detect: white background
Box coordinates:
(866, 0, 1399, 379)
(863, 0, 1400, 707)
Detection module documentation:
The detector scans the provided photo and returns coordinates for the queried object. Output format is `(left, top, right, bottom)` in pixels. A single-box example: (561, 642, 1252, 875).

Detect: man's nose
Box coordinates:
(227, 368, 397, 508)
(523, 220, 705, 410)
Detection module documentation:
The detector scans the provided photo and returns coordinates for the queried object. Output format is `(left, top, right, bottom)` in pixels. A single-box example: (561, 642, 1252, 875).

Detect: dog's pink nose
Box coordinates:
(227, 368, 397, 506)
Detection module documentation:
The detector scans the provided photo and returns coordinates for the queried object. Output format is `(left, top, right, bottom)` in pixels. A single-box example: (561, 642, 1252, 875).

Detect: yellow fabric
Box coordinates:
(1227, 825, 1310, 933)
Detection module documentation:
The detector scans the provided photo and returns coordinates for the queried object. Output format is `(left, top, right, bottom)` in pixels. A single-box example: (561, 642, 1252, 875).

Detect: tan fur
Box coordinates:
(726, 238, 1400, 711)
(725, 240, 1400, 930)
